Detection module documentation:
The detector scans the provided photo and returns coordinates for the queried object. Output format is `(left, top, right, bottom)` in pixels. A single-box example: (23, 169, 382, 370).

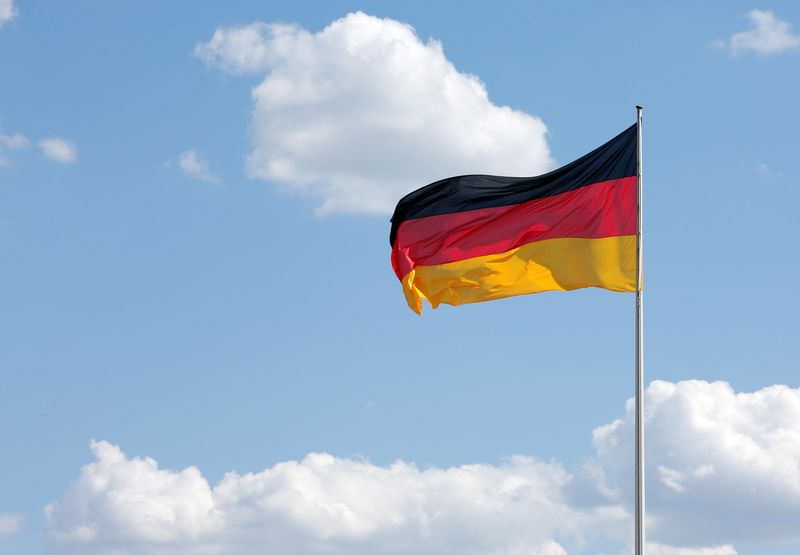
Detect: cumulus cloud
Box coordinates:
(178, 150, 218, 182)
(46, 380, 800, 554)
(39, 137, 78, 164)
(0, 512, 23, 538)
(45, 440, 621, 555)
(195, 12, 552, 215)
(714, 10, 800, 55)
(593, 380, 800, 545)
(0, 0, 17, 27)
(647, 544, 737, 555)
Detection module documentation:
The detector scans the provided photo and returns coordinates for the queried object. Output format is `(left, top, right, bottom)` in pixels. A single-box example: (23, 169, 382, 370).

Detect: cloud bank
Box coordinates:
(45, 380, 800, 555)
(196, 12, 552, 215)
(647, 545, 736, 555)
(714, 10, 800, 55)
(45, 441, 619, 555)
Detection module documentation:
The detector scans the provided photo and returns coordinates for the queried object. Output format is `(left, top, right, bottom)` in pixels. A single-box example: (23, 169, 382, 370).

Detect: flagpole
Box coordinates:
(635, 105, 645, 555)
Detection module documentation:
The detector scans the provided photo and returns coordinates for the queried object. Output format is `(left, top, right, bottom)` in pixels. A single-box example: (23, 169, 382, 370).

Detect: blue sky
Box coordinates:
(1, 2, 799, 554)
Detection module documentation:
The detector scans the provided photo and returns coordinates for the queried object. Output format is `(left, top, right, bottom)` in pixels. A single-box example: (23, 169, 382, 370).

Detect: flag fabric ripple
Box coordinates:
(389, 124, 639, 314)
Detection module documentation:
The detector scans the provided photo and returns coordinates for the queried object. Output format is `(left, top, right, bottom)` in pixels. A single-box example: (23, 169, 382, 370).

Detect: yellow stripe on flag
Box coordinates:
(401, 235, 637, 314)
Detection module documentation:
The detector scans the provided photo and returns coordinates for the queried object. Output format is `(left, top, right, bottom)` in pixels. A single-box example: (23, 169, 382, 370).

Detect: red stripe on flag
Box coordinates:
(392, 176, 636, 279)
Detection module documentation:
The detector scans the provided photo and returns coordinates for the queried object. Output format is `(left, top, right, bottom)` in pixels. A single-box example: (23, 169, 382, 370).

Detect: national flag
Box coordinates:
(390, 124, 639, 314)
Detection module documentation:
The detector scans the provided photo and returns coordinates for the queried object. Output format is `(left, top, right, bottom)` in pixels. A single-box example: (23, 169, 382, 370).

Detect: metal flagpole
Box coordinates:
(634, 105, 645, 555)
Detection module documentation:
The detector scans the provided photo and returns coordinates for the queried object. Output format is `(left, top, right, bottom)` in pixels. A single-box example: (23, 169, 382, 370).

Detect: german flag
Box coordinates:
(390, 124, 639, 314)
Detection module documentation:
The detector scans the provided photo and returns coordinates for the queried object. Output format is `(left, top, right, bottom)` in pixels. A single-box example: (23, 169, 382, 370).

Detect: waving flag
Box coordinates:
(390, 124, 639, 314)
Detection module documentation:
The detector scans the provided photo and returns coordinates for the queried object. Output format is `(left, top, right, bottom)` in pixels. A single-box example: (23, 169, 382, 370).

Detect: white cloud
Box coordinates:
(39, 137, 78, 164)
(0, 131, 29, 168)
(0, 132, 29, 150)
(178, 150, 218, 182)
(647, 544, 737, 555)
(45, 380, 800, 554)
(0, 0, 17, 27)
(0, 512, 23, 538)
(715, 10, 800, 55)
(45, 441, 623, 555)
(196, 12, 552, 215)
(593, 380, 800, 545)
(195, 23, 274, 74)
